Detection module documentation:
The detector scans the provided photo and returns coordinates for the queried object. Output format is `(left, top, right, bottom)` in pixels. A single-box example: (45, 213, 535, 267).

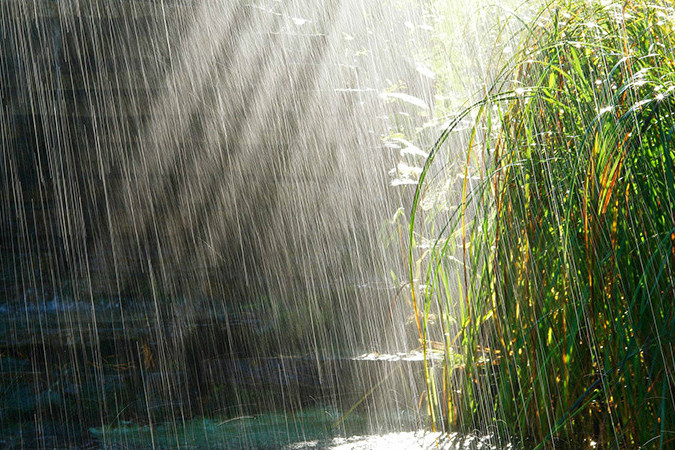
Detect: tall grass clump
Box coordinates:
(410, 0, 675, 447)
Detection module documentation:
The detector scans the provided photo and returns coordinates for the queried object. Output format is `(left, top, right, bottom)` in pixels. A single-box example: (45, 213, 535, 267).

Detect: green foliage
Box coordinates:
(411, 0, 675, 447)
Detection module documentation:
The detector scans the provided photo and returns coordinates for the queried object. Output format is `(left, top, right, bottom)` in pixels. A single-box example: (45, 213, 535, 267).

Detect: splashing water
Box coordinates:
(0, 0, 506, 448)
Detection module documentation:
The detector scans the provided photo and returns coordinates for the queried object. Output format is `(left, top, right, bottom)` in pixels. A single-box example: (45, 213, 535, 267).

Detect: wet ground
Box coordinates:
(88, 413, 500, 449)
(0, 298, 444, 449)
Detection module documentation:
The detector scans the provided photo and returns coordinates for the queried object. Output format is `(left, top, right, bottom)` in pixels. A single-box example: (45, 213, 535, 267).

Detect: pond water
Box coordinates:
(88, 412, 500, 449)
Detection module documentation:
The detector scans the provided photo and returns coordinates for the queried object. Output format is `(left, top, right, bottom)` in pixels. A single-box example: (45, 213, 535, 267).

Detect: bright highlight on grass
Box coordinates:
(410, 0, 675, 447)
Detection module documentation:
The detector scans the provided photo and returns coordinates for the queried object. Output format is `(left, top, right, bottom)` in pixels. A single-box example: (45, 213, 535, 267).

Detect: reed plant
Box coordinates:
(410, 0, 675, 447)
